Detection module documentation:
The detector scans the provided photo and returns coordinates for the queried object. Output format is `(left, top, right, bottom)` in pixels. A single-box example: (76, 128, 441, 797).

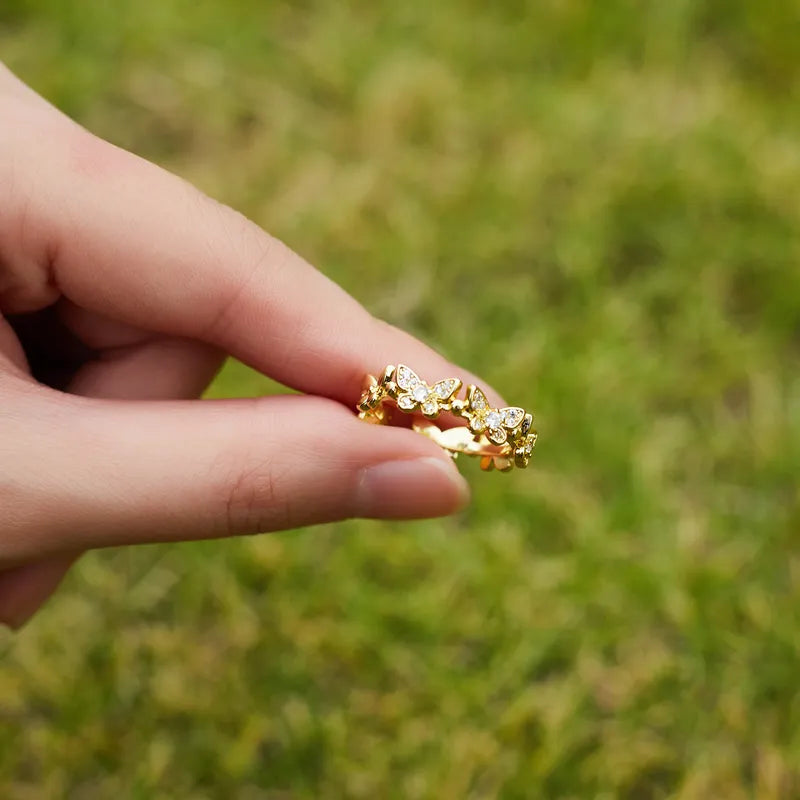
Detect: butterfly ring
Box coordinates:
(357, 364, 537, 471)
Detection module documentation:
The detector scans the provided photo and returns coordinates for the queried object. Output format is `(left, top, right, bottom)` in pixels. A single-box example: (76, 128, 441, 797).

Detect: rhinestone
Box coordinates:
(421, 400, 438, 416)
(504, 408, 524, 428)
(435, 380, 455, 399)
(396, 365, 418, 390)
(471, 390, 488, 410)
(486, 410, 503, 429)
(488, 427, 507, 444)
(397, 395, 416, 410)
(412, 384, 430, 403)
(524, 435, 536, 456)
(472, 416, 486, 432)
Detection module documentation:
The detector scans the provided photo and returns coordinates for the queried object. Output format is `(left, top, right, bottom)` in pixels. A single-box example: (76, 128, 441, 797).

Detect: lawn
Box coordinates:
(2, 1, 800, 797)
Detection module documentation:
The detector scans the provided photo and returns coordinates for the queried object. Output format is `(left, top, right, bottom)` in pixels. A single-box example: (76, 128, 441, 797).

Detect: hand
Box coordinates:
(0, 64, 502, 629)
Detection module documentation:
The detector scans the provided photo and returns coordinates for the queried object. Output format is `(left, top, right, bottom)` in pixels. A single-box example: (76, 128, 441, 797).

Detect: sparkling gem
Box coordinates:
(397, 395, 416, 410)
(421, 399, 438, 416)
(523, 434, 536, 456)
(471, 389, 488, 410)
(412, 384, 430, 403)
(488, 427, 507, 444)
(396, 365, 419, 390)
(504, 408, 524, 428)
(486, 410, 504, 429)
(435, 380, 455, 399)
(472, 416, 486, 432)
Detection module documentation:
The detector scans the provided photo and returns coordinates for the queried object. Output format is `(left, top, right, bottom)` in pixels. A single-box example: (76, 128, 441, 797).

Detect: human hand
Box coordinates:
(0, 64, 503, 629)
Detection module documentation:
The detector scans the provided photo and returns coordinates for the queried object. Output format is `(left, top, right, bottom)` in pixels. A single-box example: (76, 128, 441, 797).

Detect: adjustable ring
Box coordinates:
(357, 364, 537, 472)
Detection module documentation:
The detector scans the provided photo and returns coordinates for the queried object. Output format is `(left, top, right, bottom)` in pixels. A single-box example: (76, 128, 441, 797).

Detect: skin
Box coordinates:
(0, 64, 504, 629)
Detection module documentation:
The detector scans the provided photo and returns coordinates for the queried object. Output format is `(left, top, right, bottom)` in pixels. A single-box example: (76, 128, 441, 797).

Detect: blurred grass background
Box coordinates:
(2, 1, 800, 797)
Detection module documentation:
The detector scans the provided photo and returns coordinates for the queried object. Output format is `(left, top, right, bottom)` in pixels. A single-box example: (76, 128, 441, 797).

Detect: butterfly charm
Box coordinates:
(514, 431, 538, 468)
(393, 364, 462, 417)
(465, 386, 526, 445)
(357, 376, 386, 424)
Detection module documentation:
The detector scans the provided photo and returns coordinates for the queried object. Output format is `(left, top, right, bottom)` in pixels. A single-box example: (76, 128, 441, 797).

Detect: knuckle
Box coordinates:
(200, 215, 284, 343)
(213, 403, 294, 536)
(221, 459, 282, 536)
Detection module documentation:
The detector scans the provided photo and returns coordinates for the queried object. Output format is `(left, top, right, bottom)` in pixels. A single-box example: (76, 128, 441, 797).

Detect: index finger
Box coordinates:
(3, 67, 506, 408)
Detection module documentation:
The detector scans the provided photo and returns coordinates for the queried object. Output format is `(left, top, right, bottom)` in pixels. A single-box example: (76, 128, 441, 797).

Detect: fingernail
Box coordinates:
(358, 456, 470, 519)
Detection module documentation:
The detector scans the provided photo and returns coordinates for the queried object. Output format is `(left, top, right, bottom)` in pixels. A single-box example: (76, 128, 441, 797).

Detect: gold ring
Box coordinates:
(357, 364, 537, 472)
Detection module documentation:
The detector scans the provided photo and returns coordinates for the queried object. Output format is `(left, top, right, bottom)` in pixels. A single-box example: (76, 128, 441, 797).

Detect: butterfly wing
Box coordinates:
(431, 378, 461, 402)
(487, 427, 508, 444)
(395, 364, 422, 390)
(499, 407, 525, 430)
(469, 386, 489, 411)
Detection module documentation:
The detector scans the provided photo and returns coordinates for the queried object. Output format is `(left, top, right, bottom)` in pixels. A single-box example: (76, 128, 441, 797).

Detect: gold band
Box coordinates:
(357, 364, 537, 472)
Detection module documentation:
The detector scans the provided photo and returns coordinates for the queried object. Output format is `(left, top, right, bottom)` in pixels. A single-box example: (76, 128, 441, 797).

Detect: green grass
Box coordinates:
(2, 1, 800, 796)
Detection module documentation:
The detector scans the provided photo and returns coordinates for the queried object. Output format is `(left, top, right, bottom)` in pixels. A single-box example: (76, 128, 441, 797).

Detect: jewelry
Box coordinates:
(358, 364, 537, 472)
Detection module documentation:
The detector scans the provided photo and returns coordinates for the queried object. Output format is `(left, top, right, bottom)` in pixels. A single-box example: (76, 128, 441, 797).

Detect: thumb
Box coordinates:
(3, 392, 469, 563)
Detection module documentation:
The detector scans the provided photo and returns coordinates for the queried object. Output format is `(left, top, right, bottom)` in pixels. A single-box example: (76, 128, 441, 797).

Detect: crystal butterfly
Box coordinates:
(466, 386, 526, 445)
(394, 364, 462, 417)
(515, 432, 538, 466)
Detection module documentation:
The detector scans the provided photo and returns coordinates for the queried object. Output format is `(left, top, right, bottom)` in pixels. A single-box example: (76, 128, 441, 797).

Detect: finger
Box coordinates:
(53, 149, 502, 405)
(0, 315, 31, 376)
(0, 555, 76, 630)
(3, 393, 469, 563)
(1, 75, 505, 408)
(0, 334, 223, 627)
(68, 337, 224, 399)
